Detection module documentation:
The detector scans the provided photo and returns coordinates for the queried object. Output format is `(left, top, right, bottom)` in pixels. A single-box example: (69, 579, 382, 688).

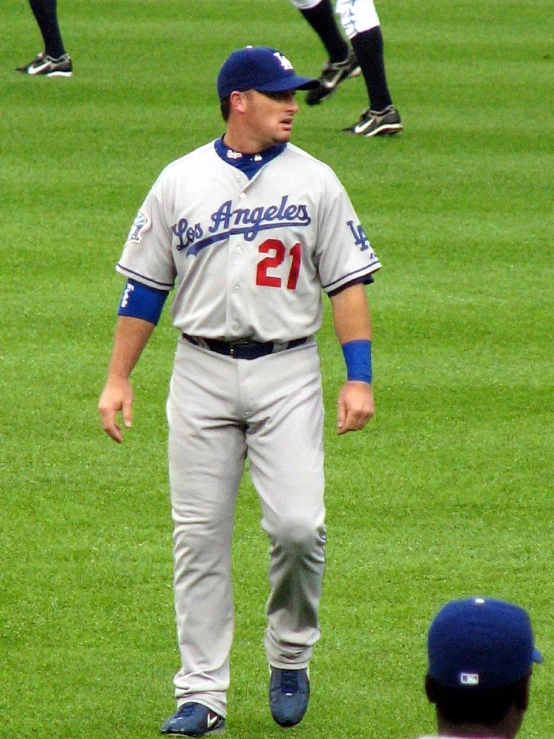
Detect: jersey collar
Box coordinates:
(214, 136, 287, 179)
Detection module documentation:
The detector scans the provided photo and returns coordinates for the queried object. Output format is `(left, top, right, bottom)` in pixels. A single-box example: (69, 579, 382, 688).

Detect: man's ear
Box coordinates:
(230, 90, 247, 114)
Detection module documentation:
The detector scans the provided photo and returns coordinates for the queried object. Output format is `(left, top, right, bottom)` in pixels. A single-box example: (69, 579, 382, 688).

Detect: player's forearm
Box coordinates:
(105, 316, 156, 381)
(329, 283, 372, 344)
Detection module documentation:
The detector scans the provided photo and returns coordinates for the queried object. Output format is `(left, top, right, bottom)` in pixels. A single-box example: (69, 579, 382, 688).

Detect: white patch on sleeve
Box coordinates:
(126, 210, 150, 244)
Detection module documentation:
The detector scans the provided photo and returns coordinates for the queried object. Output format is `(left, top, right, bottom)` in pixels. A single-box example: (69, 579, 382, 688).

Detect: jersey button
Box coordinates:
(233, 285, 240, 292)
(235, 247, 242, 255)
(239, 193, 246, 199)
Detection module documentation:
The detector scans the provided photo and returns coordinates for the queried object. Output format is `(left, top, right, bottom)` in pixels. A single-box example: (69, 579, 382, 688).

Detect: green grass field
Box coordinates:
(1, 1, 553, 737)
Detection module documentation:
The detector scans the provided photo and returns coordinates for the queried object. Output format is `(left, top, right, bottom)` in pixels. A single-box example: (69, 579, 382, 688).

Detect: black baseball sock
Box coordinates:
(28, 0, 66, 58)
(300, 0, 350, 64)
(351, 26, 393, 111)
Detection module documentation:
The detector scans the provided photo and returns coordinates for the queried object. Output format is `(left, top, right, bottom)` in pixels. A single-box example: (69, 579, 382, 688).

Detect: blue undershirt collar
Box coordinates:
(214, 136, 287, 180)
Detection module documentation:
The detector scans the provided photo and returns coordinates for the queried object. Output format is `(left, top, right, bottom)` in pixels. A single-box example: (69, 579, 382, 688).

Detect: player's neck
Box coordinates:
(223, 126, 278, 156)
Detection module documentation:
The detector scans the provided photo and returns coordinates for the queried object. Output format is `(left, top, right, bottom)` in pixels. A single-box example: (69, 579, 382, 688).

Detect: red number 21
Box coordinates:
(256, 239, 302, 290)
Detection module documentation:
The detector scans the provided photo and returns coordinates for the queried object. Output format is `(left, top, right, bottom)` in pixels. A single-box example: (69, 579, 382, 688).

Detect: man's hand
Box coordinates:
(337, 381, 375, 435)
(97, 315, 155, 442)
(98, 377, 134, 443)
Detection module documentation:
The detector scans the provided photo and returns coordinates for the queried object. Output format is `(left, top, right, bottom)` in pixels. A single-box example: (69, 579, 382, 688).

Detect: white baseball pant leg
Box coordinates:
(167, 339, 326, 716)
(288, 0, 381, 39)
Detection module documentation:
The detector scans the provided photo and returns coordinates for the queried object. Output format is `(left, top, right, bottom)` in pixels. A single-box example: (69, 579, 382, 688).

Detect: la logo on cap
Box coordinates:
(460, 673, 479, 686)
(274, 52, 293, 71)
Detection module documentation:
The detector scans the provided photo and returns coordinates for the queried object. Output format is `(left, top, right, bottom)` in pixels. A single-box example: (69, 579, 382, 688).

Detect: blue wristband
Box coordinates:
(118, 279, 169, 325)
(342, 340, 372, 383)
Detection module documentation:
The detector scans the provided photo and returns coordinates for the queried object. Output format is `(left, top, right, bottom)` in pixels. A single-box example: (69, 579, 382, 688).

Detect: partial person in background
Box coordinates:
(16, 0, 72, 77)
(421, 597, 543, 739)
(288, 0, 402, 137)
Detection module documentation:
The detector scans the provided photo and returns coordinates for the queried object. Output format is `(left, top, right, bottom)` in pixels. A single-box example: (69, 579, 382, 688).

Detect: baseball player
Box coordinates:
(98, 46, 380, 736)
(288, 0, 402, 136)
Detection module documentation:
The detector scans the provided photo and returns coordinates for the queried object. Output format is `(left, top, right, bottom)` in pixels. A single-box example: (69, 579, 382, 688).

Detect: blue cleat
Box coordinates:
(269, 667, 310, 727)
(160, 702, 225, 736)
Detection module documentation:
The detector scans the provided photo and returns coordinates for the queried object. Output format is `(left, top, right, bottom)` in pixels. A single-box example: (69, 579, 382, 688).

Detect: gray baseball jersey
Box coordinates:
(117, 140, 381, 339)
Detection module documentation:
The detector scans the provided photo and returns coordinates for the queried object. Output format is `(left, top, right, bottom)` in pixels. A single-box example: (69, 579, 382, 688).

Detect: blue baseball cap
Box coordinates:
(428, 597, 543, 690)
(217, 46, 318, 101)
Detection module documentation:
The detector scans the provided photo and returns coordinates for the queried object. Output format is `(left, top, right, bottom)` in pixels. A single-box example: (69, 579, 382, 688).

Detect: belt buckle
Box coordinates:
(229, 339, 251, 358)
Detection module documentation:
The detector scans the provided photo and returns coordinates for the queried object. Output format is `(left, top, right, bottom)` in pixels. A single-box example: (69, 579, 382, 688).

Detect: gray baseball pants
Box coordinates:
(166, 337, 326, 717)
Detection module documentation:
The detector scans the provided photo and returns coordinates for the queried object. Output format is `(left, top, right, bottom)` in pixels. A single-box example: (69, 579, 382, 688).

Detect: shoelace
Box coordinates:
(178, 703, 199, 716)
(319, 66, 340, 84)
(321, 54, 354, 79)
(359, 107, 392, 123)
(280, 670, 299, 694)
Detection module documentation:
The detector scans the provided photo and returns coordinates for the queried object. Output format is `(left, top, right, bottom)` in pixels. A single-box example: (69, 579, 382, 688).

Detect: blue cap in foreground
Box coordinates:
(428, 597, 543, 690)
(217, 46, 318, 101)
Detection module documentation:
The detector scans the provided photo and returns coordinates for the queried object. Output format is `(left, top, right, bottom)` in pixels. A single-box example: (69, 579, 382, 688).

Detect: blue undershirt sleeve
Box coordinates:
(117, 279, 169, 325)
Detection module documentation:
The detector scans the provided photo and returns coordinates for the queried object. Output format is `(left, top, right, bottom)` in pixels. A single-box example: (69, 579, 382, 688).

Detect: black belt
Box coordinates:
(183, 334, 307, 360)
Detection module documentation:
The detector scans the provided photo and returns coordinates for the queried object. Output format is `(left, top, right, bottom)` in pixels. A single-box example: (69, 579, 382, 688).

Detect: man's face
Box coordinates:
(239, 89, 300, 149)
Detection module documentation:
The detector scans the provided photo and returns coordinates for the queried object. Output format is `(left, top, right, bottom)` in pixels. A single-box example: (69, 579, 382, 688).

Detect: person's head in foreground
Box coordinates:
(424, 597, 542, 739)
(217, 46, 318, 153)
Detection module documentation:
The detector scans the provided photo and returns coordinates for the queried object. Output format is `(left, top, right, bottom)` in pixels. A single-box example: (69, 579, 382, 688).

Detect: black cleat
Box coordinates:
(343, 105, 403, 137)
(306, 50, 360, 105)
(16, 53, 73, 77)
